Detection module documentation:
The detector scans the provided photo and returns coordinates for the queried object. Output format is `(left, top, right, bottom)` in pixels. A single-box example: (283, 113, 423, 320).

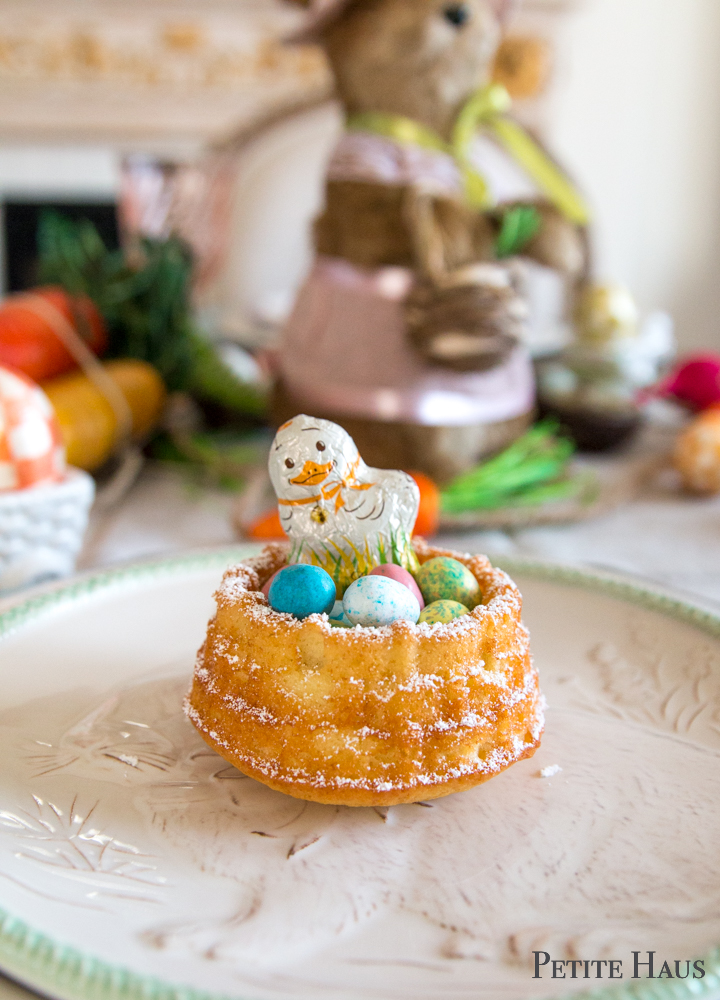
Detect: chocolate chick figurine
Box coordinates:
(269, 414, 420, 593)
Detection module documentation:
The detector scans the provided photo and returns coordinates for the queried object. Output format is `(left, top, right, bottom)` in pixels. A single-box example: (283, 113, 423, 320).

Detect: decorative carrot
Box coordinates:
(440, 421, 577, 512)
(247, 508, 287, 540)
(246, 472, 439, 541)
(408, 471, 440, 537)
(0, 286, 107, 382)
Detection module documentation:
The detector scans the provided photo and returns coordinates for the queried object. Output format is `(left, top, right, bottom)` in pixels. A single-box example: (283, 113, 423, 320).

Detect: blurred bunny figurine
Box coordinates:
(277, 0, 590, 480)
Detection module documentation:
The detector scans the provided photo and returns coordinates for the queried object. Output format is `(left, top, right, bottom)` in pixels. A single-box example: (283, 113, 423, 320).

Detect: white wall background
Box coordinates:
(548, 0, 720, 350)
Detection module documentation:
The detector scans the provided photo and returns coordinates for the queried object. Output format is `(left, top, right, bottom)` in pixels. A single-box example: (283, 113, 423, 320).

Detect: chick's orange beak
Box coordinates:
(290, 460, 333, 486)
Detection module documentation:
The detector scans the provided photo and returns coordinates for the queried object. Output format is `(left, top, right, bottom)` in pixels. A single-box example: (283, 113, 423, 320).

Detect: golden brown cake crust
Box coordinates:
(185, 540, 544, 806)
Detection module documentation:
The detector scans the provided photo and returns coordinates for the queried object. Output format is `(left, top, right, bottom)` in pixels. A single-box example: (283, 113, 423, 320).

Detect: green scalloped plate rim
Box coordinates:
(1, 546, 720, 1000)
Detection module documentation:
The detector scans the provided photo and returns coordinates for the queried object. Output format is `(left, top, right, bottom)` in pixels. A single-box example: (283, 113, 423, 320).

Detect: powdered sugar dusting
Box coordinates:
(187, 540, 543, 801)
(539, 764, 562, 778)
(216, 541, 524, 646)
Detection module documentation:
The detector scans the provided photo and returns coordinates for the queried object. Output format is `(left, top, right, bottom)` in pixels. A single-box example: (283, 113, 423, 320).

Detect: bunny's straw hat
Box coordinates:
(286, 0, 517, 42)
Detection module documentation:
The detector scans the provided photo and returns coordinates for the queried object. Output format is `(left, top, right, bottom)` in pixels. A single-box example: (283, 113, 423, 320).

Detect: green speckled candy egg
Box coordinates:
(418, 600, 470, 625)
(416, 557, 481, 609)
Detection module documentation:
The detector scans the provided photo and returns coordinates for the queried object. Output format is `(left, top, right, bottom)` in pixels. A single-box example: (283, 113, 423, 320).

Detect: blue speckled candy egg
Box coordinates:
(418, 600, 470, 625)
(416, 557, 481, 609)
(343, 575, 421, 628)
(329, 600, 353, 628)
(268, 565, 336, 620)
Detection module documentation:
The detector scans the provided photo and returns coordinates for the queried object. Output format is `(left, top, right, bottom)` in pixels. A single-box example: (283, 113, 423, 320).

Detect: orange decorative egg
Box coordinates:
(673, 409, 720, 495)
(492, 35, 552, 101)
(408, 470, 440, 537)
(246, 507, 286, 540)
(0, 365, 66, 492)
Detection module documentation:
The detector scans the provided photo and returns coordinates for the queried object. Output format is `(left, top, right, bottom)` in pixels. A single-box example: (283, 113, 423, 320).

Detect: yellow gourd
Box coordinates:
(42, 359, 166, 472)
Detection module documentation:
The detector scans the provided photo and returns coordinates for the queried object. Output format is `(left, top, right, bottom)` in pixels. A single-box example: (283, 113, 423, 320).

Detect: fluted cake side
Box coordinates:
(185, 539, 544, 806)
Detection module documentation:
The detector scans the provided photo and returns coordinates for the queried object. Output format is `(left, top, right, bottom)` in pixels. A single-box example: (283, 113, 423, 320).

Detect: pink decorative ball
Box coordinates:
(370, 564, 425, 609)
(261, 569, 282, 599)
(660, 353, 720, 412)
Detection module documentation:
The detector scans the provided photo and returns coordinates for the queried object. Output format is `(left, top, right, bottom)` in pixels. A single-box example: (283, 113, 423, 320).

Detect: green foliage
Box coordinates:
(150, 428, 269, 492)
(440, 420, 584, 513)
(288, 528, 418, 597)
(494, 204, 541, 259)
(37, 212, 267, 417)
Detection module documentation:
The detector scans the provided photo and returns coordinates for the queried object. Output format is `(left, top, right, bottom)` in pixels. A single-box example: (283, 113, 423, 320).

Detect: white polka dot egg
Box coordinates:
(343, 574, 421, 628)
(0, 365, 65, 492)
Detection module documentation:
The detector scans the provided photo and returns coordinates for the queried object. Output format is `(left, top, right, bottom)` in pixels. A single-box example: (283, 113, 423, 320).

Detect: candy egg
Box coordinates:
(268, 564, 336, 620)
(370, 563, 425, 609)
(419, 600, 470, 625)
(329, 600, 353, 628)
(673, 408, 720, 495)
(416, 557, 481, 609)
(0, 365, 65, 492)
(343, 575, 420, 628)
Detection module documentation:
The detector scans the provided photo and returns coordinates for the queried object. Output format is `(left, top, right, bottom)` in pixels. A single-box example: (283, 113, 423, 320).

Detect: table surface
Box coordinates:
(3, 423, 720, 1000)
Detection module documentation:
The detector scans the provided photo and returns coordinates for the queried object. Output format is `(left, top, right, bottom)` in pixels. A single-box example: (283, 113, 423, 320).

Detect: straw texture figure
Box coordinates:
(277, 0, 589, 480)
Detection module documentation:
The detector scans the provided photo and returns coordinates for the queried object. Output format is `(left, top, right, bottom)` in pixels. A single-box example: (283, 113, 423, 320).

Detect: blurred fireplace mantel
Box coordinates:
(0, 0, 581, 158)
(0, 0, 331, 157)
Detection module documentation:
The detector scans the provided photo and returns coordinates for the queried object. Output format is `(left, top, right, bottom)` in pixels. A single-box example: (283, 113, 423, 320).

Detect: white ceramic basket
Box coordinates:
(0, 467, 95, 596)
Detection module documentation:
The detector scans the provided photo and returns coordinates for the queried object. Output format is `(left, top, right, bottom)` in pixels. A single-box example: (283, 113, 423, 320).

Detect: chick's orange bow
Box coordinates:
(281, 455, 373, 512)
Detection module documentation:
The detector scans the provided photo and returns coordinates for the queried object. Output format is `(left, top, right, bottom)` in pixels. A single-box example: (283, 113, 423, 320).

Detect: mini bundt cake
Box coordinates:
(185, 538, 544, 807)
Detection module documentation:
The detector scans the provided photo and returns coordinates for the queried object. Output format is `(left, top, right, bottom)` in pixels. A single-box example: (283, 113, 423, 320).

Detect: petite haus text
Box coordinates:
(533, 952, 705, 981)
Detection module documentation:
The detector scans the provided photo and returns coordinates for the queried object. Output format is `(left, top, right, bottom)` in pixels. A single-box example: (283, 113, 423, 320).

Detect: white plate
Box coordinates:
(1, 548, 720, 1000)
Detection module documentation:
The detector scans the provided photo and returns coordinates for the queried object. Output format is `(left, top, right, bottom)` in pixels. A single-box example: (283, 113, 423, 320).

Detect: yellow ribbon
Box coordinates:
(347, 83, 590, 226)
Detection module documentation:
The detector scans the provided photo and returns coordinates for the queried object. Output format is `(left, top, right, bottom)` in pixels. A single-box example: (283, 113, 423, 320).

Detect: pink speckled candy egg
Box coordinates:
(370, 563, 424, 610)
(261, 569, 282, 599)
(0, 365, 65, 492)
